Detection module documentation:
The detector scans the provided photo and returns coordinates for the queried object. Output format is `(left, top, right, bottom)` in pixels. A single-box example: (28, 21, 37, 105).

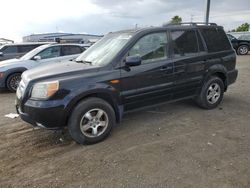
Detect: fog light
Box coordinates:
(0, 73, 4, 78)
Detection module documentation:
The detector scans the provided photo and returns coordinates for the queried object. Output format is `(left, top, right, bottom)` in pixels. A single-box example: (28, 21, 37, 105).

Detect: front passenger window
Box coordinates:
(37, 46, 60, 59)
(129, 32, 168, 64)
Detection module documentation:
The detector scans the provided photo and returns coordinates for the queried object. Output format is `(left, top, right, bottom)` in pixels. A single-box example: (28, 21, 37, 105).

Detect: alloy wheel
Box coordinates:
(80, 108, 109, 138)
(9, 74, 21, 91)
(206, 83, 221, 104)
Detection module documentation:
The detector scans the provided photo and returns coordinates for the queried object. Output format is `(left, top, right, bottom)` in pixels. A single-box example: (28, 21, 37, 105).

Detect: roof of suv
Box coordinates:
(111, 23, 223, 35)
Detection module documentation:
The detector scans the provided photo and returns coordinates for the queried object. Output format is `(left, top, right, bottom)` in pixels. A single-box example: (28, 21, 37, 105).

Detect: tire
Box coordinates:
(195, 76, 225, 109)
(6, 73, 22, 92)
(237, 45, 249, 55)
(68, 97, 116, 144)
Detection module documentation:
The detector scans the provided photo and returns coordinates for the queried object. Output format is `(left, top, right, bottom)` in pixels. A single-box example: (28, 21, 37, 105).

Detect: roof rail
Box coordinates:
(165, 22, 217, 26)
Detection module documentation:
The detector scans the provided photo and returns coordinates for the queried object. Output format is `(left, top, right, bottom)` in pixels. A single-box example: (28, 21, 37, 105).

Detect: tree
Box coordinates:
(170, 16, 182, 24)
(235, 23, 249, 32)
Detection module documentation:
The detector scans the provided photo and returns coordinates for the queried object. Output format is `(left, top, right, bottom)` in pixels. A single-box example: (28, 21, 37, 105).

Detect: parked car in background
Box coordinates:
(0, 43, 86, 92)
(16, 23, 238, 144)
(227, 34, 250, 55)
(0, 43, 50, 61)
(238, 34, 250, 41)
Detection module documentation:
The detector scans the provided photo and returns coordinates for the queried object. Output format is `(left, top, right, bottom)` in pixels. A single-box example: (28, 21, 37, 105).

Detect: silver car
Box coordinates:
(0, 43, 86, 92)
(0, 43, 50, 61)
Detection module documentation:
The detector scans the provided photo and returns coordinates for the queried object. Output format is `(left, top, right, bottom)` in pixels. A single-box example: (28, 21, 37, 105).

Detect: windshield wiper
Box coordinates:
(75, 60, 92, 65)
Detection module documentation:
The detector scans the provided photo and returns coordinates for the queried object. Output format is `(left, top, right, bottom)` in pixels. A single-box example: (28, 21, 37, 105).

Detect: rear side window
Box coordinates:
(2, 46, 18, 54)
(61, 46, 82, 56)
(129, 32, 168, 64)
(200, 28, 231, 52)
(18, 45, 39, 53)
(171, 30, 198, 57)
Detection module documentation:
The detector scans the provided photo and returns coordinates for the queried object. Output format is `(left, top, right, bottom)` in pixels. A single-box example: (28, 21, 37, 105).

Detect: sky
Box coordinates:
(0, 0, 249, 41)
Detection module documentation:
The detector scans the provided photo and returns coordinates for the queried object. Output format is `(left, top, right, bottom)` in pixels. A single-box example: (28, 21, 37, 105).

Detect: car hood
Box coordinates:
(22, 60, 99, 83)
(0, 58, 23, 66)
(0, 58, 32, 71)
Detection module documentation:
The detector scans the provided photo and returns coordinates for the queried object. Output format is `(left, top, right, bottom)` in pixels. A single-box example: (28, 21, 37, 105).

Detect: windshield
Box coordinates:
(20, 44, 50, 60)
(227, 34, 236, 40)
(76, 32, 132, 66)
(0, 45, 4, 51)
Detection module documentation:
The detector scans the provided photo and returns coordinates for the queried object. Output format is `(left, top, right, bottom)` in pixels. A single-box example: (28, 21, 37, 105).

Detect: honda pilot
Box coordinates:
(16, 23, 238, 144)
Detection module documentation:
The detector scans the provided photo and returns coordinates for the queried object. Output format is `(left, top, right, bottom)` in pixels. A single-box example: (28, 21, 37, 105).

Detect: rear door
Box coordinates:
(170, 29, 207, 99)
(120, 31, 175, 111)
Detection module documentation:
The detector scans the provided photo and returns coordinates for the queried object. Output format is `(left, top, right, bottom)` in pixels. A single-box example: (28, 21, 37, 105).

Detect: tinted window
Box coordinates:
(62, 46, 82, 56)
(37, 46, 60, 59)
(200, 28, 231, 52)
(129, 32, 168, 64)
(171, 30, 198, 57)
(18, 45, 39, 53)
(2, 46, 18, 54)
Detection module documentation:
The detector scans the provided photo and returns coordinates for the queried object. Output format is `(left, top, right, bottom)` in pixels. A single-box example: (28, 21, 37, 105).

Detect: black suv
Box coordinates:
(16, 23, 238, 144)
(227, 34, 250, 55)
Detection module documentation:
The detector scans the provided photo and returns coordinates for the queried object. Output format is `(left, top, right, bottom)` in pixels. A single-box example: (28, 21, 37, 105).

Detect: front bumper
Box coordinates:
(0, 78, 6, 89)
(16, 98, 67, 129)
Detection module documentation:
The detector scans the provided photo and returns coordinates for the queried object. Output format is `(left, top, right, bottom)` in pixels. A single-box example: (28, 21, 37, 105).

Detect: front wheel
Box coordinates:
(6, 73, 22, 92)
(195, 76, 224, 109)
(68, 97, 116, 144)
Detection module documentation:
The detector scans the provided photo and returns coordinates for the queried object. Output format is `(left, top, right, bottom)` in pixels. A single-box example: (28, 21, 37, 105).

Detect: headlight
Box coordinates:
(0, 72, 4, 78)
(31, 81, 59, 99)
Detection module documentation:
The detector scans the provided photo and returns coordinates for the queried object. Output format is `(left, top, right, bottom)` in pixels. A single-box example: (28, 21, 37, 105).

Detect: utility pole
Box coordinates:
(205, 0, 211, 24)
(190, 14, 194, 23)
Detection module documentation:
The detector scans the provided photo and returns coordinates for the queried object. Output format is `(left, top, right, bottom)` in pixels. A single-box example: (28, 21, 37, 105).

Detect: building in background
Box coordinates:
(23, 33, 103, 44)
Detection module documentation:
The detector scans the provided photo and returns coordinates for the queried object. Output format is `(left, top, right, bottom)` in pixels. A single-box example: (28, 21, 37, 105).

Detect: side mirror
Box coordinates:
(125, 55, 141, 67)
(33, 55, 41, 61)
(0, 52, 3, 57)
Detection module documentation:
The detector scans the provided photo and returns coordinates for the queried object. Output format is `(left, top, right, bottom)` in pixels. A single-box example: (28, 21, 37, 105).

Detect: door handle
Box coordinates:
(160, 66, 171, 71)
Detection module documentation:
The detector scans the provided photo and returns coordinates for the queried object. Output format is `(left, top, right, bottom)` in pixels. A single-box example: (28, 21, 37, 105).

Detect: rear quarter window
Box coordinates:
(200, 28, 231, 52)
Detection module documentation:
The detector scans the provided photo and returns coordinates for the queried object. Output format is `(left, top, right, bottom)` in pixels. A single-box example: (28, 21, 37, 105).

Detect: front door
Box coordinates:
(120, 32, 175, 111)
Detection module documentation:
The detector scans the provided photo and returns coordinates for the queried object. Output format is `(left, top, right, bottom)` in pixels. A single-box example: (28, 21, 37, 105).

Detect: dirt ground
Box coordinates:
(0, 55, 250, 188)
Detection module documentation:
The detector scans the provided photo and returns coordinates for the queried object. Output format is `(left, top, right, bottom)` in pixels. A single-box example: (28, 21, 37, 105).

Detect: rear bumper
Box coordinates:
(227, 69, 238, 86)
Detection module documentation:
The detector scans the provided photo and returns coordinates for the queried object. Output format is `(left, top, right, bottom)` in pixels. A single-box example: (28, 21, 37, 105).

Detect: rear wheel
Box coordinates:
(195, 76, 224, 109)
(68, 97, 116, 144)
(237, 45, 249, 55)
(6, 73, 22, 92)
